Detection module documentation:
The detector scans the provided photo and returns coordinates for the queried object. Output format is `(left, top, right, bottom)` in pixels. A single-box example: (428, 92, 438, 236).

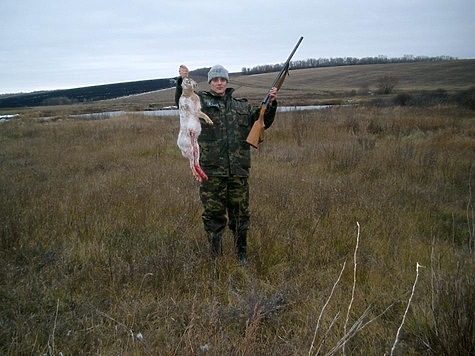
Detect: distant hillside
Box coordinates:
(229, 59, 475, 104)
(2, 60, 474, 111)
(111, 59, 475, 108)
(0, 78, 175, 109)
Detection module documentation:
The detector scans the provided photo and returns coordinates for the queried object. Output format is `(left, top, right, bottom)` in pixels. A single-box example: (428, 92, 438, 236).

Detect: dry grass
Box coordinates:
(1, 105, 474, 354)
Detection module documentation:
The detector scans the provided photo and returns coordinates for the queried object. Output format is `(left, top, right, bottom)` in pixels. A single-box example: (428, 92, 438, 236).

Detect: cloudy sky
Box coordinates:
(1, 0, 474, 94)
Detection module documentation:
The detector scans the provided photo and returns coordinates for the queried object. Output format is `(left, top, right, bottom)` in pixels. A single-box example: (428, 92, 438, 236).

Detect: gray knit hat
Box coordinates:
(208, 64, 229, 83)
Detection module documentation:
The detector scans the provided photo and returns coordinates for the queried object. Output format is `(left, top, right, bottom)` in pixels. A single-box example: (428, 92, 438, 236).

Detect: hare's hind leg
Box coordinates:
(190, 133, 208, 182)
(190, 132, 208, 182)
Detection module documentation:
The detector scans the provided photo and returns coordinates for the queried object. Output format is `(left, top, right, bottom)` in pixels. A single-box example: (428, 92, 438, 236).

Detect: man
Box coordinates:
(175, 64, 278, 264)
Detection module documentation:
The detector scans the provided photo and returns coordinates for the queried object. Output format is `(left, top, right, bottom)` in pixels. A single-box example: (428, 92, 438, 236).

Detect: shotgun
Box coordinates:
(246, 36, 304, 148)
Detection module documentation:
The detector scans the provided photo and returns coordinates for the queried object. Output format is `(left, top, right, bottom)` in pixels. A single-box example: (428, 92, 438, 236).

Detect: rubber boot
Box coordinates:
(234, 231, 248, 265)
(208, 232, 222, 258)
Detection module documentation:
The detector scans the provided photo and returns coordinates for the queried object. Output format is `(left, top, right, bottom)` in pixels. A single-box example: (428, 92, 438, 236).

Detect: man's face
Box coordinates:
(209, 77, 228, 96)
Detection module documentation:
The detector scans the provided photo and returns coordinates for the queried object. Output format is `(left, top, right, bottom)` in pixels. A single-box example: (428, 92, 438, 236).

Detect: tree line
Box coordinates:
(0, 78, 174, 108)
(241, 55, 457, 75)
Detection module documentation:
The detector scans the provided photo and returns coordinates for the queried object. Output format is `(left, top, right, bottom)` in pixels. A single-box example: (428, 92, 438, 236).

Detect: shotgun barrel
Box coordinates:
(246, 36, 304, 148)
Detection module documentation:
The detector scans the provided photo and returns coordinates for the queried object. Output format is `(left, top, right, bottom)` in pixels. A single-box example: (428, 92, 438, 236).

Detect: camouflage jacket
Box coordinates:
(175, 78, 277, 177)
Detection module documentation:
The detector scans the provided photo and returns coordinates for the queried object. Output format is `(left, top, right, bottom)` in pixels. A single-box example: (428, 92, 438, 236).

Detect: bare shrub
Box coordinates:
(377, 75, 399, 94)
(455, 86, 475, 110)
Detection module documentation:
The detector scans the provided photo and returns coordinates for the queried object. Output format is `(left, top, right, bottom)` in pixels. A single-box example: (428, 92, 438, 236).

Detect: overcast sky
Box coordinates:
(1, 0, 474, 94)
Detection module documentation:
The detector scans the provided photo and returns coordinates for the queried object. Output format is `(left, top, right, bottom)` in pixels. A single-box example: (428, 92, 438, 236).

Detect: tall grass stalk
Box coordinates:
(391, 262, 424, 355)
(46, 299, 59, 356)
(467, 164, 474, 253)
(309, 260, 346, 355)
(343, 221, 360, 355)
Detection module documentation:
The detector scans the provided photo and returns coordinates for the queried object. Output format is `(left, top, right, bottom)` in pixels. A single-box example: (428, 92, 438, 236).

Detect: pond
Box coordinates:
(70, 105, 332, 120)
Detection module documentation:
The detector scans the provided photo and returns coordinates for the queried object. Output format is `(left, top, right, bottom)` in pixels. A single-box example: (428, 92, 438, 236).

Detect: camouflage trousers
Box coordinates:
(199, 176, 250, 235)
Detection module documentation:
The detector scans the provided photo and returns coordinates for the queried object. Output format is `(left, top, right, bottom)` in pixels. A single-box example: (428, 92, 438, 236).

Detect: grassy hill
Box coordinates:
(110, 59, 475, 108)
(2, 59, 474, 116)
(0, 78, 174, 109)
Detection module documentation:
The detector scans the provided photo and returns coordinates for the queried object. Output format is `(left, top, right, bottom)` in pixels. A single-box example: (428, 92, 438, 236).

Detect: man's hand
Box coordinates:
(179, 65, 189, 78)
(268, 87, 278, 104)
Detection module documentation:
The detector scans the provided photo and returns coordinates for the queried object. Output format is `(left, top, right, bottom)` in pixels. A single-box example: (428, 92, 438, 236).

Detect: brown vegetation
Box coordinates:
(1, 104, 474, 354)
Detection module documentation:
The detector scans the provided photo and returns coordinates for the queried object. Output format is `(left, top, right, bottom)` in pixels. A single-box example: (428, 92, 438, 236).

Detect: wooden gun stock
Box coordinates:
(246, 36, 303, 148)
(246, 105, 268, 148)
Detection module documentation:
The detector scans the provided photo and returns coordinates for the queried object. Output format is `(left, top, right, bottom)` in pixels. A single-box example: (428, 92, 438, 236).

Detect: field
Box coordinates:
(1, 60, 475, 354)
(1, 101, 474, 354)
